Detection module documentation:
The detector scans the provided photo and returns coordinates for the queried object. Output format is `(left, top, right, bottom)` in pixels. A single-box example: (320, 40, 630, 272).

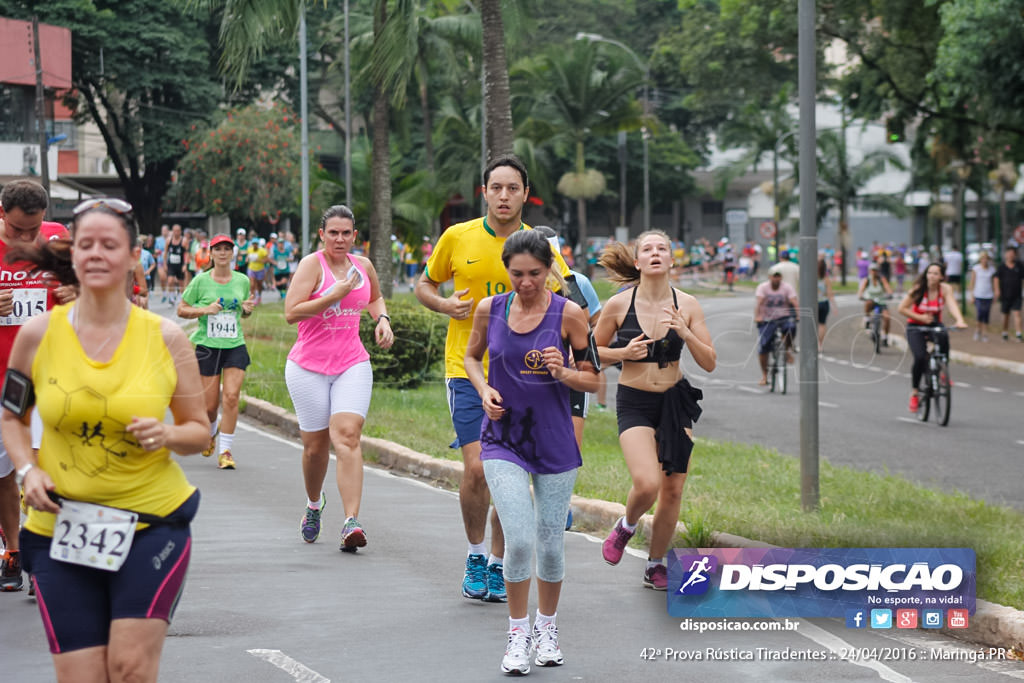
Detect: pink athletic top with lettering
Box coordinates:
(287, 251, 370, 375)
(908, 290, 943, 326)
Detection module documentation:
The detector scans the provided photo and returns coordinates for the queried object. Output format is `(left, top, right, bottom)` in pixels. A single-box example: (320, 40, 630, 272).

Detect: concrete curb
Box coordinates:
(888, 334, 1024, 375)
(238, 393, 1024, 652)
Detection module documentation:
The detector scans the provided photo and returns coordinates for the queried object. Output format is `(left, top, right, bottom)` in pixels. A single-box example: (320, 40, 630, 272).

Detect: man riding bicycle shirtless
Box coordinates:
(754, 269, 799, 385)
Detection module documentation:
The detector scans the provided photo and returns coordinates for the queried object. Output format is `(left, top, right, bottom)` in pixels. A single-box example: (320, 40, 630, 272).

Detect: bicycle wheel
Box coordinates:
(780, 345, 788, 394)
(769, 343, 779, 393)
(872, 315, 882, 354)
(916, 377, 931, 422)
(934, 359, 951, 426)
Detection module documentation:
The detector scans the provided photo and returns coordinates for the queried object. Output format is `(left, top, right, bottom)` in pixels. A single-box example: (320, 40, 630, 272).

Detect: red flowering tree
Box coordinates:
(176, 103, 301, 223)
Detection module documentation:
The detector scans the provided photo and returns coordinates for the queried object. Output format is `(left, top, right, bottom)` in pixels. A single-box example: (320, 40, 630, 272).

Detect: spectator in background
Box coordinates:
(969, 251, 996, 342)
(893, 249, 907, 293)
(856, 248, 871, 283)
(943, 247, 964, 293)
(816, 256, 837, 350)
(773, 250, 800, 292)
(140, 235, 157, 295)
(995, 245, 1024, 342)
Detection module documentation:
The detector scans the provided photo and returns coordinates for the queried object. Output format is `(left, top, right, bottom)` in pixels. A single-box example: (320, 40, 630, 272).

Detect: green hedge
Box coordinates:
(358, 298, 447, 388)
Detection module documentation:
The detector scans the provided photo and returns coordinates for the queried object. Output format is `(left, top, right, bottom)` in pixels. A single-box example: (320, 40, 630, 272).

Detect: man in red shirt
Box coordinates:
(0, 180, 72, 592)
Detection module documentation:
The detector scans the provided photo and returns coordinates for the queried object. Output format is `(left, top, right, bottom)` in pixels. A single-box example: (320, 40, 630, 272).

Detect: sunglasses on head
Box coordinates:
(73, 198, 133, 216)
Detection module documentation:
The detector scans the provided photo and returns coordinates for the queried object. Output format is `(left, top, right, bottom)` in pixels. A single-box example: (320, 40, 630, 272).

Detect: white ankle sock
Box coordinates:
(307, 494, 323, 510)
(488, 554, 503, 567)
(209, 417, 220, 437)
(218, 432, 234, 454)
(621, 516, 637, 533)
(509, 616, 530, 632)
(535, 610, 556, 629)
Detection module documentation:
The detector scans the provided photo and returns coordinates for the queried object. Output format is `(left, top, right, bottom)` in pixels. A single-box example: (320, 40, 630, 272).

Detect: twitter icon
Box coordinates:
(870, 609, 892, 629)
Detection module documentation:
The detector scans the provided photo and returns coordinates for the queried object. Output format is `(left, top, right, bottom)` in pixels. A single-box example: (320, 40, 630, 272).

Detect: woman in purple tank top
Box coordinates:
(465, 230, 599, 674)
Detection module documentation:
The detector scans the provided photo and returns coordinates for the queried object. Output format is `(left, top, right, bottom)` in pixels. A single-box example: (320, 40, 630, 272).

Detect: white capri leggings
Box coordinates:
(285, 359, 373, 431)
(483, 459, 577, 584)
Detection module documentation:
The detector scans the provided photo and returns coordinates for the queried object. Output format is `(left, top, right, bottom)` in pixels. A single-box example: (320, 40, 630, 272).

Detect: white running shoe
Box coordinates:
(501, 626, 533, 675)
(533, 622, 564, 667)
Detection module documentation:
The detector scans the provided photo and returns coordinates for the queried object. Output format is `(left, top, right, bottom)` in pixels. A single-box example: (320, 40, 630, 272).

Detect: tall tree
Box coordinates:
(813, 129, 907, 284)
(479, 0, 513, 158)
(368, 0, 395, 296)
(176, 104, 301, 224)
(1, 0, 249, 232)
(514, 39, 644, 249)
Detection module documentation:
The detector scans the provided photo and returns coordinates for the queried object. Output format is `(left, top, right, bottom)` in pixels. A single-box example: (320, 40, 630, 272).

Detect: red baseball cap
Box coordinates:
(210, 234, 234, 248)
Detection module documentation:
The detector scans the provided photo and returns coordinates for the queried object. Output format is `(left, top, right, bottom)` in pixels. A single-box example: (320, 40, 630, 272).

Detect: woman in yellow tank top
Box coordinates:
(0, 198, 208, 683)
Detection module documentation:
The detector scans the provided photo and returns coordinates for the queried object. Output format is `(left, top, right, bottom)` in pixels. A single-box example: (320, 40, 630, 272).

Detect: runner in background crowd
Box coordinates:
(0, 181, 73, 593)
(178, 234, 256, 470)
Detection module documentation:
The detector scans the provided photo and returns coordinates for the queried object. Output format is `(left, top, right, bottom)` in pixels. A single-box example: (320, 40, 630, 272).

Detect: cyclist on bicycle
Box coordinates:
(755, 269, 799, 385)
(857, 262, 894, 345)
(897, 262, 967, 412)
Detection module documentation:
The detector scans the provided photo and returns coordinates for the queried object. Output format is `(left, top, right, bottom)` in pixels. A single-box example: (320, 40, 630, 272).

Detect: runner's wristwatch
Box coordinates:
(15, 463, 34, 487)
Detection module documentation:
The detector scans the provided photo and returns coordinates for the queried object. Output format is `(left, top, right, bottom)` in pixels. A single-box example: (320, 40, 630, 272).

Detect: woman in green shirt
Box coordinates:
(177, 234, 256, 469)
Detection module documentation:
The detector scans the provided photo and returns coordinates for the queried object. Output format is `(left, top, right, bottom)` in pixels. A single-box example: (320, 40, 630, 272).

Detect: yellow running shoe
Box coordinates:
(217, 451, 236, 470)
(201, 429, 219, 457)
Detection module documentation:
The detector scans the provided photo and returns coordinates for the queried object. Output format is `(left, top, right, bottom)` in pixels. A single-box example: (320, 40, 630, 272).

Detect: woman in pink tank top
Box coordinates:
(284, 205, 393, 551)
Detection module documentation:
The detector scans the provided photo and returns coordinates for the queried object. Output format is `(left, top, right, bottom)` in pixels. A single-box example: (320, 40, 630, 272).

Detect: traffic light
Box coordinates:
(885, 116, 905, 144)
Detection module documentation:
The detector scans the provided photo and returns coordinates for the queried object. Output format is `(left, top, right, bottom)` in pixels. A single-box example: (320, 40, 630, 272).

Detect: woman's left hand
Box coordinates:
(127, 417, 170, 452)
(662, 306, 691, 334)
(375, 317, 394, 349)
(241, 295, 257, 315)
(541, 346, 565, 378)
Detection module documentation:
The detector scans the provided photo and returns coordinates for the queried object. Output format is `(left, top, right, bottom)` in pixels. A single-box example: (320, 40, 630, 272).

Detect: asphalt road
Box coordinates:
(3, 419, 1023, 681)
(681, 292, 1022, 510)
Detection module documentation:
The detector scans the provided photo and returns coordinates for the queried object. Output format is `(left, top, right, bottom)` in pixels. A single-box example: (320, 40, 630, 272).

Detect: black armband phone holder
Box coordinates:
(571, 331, 602, 372)
(2, 368, 35, 418)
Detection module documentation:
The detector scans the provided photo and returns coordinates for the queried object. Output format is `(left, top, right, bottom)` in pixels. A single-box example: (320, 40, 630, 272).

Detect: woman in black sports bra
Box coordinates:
(592, 230, 716, 590)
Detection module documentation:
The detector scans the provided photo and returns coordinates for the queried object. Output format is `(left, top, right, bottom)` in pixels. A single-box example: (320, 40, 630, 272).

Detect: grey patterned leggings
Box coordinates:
(483, 459, 578, 584)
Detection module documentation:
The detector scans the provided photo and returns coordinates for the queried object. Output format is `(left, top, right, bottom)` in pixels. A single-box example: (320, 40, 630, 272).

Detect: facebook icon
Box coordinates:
(845, 609, 867, 629)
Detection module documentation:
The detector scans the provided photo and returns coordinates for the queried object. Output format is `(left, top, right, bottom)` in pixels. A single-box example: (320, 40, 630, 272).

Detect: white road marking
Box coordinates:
(791, 621, 914, 683)
(1017, 440, 1024, 447)
(819, 401, 839, 408)
(982, 386, 1003, 393)
(897, 417, 921, 425)
(955, 381, 972, 388)
(247, 649, 330, 683)
(737, 385, 763, 394)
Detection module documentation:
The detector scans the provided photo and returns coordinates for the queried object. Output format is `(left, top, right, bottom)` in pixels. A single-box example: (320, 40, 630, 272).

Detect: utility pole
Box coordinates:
(798, 0, 819, 512)
(32, 16, 51, 211)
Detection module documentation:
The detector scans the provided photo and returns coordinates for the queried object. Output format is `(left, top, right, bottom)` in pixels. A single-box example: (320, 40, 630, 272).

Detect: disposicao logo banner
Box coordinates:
(667, 548, 975, 618)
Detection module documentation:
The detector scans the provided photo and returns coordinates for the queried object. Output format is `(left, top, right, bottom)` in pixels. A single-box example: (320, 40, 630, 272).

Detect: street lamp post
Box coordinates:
(575, 33, 650, 231)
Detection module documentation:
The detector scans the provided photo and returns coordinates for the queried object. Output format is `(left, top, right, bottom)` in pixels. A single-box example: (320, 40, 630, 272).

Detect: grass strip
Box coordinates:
(242, 299, 1023, 610)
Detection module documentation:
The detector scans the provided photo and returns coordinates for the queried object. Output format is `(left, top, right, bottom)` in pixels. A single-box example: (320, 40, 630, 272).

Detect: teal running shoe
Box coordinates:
(484, 562, 507, 603)
(462, 553, 488, 599)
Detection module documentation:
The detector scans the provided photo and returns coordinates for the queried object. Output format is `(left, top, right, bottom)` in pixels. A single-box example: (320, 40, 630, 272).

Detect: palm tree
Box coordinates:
(814, 129, 907, 285)
(514, 40, 645, 250)
(479, 0, 513, 157)
(192, 0, 424, 296)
